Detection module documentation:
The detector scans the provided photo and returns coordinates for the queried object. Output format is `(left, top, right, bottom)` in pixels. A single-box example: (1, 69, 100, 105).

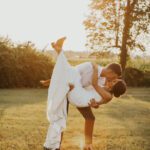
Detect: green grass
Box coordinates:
(0, 88, 150, 150)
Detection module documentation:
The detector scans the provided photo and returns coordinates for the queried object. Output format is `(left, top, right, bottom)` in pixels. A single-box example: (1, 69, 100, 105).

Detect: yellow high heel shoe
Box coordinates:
(51, 37, 66, 54)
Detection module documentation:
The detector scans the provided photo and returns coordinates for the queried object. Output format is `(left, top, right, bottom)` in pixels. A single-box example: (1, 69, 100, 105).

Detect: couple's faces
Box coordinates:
(105, 71, 120, 90)
(106, 78, 123, 91)
(106, 70, 119, 81)
(105, 79, 118, 91)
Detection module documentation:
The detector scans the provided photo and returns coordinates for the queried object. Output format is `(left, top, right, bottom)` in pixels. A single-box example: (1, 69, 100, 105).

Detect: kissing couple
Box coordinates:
(41, 37, 126, 150)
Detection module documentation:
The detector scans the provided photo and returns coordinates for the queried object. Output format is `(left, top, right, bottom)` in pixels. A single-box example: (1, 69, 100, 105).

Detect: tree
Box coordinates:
(84, 0, 150, 71)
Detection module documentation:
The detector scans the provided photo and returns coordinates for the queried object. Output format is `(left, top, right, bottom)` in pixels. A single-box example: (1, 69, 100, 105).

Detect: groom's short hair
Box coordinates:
(107, 63, 122, 76)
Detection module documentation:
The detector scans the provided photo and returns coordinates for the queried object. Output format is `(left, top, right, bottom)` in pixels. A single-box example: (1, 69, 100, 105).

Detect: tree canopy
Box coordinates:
(84, 0, 150, 70)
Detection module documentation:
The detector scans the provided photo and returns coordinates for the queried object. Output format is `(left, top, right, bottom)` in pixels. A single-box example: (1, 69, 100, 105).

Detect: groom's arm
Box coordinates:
(92, 63, 112, 102)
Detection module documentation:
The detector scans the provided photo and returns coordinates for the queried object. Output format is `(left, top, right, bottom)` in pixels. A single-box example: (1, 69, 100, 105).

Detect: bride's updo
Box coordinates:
(111, 80, 126, 97)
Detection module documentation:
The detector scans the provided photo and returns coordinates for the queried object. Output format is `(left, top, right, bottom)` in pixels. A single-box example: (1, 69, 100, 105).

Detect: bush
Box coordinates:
(0, 37, 54, 88)
(124, 67, 150, 87)
(140, 71, 150, 87)
(0, 37, 149, 88)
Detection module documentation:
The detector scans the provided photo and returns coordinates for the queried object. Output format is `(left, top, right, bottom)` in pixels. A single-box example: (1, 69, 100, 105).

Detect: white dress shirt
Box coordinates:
(75, 62, 106, 87)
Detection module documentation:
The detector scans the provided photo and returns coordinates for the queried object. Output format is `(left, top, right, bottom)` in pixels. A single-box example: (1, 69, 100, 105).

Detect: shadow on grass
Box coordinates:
(102, 92, 150, 138)
(0, 88, 48, 119)
(106, 100, 150, 123)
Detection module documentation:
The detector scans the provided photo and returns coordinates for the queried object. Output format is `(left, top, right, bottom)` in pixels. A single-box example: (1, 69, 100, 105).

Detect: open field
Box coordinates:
(0, 88, 150, 150)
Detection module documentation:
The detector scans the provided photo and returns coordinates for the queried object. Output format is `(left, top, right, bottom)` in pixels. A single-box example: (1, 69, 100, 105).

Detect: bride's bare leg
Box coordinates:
(51, 37, 66, 54)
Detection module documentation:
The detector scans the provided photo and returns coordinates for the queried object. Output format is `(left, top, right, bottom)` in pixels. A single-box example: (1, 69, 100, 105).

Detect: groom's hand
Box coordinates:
(88, 99, 99, 109)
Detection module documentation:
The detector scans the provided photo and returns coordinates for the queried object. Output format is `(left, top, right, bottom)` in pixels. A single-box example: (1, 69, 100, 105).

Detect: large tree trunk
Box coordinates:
(120, 0, 131, 71)
(115, 0, 121, 48)
(120, 0, 137, 72)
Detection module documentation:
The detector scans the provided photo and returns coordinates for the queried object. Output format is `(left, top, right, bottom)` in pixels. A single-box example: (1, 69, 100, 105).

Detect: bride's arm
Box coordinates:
(92, 63, 112, 102)
(40, 79, 51, 87)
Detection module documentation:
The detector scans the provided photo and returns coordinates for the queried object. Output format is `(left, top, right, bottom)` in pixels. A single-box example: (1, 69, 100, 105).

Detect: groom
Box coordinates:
(42, 37, 123, 150)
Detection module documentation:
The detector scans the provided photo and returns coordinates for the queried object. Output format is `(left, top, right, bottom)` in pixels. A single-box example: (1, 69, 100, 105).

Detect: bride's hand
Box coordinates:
(92, 63, 98, 86)
(40, 79, 50, 87)
(40, 80, 46, 85)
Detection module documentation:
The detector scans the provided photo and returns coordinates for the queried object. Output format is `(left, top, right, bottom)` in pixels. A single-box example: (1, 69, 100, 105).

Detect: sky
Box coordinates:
(0, 0, 149, 55)
(0, 0, 90, 51)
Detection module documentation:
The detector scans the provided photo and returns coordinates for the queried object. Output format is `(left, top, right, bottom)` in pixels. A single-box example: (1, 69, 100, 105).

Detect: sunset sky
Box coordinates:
(0, 0, 90, 51)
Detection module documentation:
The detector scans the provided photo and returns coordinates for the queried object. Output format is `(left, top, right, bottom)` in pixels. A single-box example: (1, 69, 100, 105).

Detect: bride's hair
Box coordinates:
(111, 80, 126, 97)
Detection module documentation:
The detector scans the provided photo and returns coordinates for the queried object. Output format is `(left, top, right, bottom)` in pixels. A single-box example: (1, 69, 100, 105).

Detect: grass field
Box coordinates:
(0, 88, 150, 150)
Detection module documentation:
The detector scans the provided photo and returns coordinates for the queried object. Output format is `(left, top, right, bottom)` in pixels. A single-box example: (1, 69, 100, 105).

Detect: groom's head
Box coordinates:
(105, 63, 122, 80)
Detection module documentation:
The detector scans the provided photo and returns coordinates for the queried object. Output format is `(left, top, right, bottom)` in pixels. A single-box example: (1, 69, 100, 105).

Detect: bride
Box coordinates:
(42, 37, 126, 108)
(42, 37, 126, 150)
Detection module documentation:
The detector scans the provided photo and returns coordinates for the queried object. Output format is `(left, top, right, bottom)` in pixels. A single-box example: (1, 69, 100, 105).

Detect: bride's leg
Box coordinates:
(45, 38, 73, 149)
(51, 37, 66, 54)
(50, 37, 72, 74)
(40, 37, 66, 88)
(49, 37, 76, 93)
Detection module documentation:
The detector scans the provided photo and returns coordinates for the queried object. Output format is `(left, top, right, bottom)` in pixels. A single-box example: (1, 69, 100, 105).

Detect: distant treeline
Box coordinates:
(0, 37, 150, 88)
(0, 37, 54, 88)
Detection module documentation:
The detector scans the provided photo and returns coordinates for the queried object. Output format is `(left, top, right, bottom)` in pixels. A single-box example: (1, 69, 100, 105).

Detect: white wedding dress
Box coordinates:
(47, 51, 101, 124)
(44, 51, 102, 149)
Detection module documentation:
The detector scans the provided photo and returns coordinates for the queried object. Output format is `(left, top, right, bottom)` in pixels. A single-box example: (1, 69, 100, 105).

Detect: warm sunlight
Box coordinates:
(0, 1, 149, 150)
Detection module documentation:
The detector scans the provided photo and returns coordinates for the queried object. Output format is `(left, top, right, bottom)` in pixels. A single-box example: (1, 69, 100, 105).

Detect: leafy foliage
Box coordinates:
(0, 37, 54, 88)
(84, 0, 150, 69)
(124, 67, 150, 87)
